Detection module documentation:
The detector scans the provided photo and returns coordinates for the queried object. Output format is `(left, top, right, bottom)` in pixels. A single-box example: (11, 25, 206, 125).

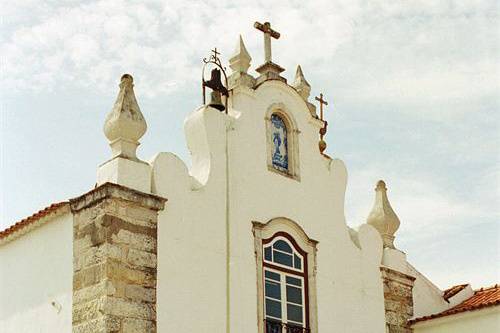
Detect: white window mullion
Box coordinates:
(280, 272, 287, 323)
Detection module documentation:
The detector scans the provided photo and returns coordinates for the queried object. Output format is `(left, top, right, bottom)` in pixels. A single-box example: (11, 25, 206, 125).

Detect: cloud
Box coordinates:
(345, 164, 498, 240)
(2, 0, 497, 108)
(0, 0, 362, 96)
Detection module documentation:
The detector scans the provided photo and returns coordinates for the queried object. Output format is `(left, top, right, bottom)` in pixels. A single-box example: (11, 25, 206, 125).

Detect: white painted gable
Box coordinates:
(151, 74, 387, 332)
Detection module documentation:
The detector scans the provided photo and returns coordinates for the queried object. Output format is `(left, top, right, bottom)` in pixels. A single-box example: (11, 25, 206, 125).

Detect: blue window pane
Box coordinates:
(274, 240, 292, 253)
(286, 285, 302, 305)
(274, 251, 293, 267)
(294, 254, 302, 270)
(271, 114, 288, 171)
(265, 270, 281, 282)
(286, 276, 302, 287)
(266, 299, 282, 319)
(265, 280, 281, 300)
(287, 304, 303, 323)
(265, 246, 272, 261)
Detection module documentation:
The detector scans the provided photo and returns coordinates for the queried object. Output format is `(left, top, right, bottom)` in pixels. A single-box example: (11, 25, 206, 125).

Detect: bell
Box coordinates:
(208, 90, 225, 112)
(204, 68, 228, 96)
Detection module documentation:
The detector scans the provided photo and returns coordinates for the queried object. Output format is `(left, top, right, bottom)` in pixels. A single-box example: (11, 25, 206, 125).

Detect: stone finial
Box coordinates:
(367, 180, 401, 248)
(293, 65, 311, 100)
(104, 74, 147, 160)
(229, 35, 252, 74)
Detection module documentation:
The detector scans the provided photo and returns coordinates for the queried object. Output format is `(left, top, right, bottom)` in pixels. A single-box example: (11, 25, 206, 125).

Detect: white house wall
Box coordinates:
(0, 212, 73, 333)
(412, 307, 500, 333)
(152, 107, 229, 333)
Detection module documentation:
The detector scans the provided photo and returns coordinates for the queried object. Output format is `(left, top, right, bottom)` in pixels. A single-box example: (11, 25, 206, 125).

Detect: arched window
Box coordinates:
(266, 106, 300, 180)
(270, 114, 289, 172)
(262, 233, 309, 333)
(254, 219, 317, 333)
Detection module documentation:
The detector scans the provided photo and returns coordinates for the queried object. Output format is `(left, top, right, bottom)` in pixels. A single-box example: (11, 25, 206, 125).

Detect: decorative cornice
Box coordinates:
(69, 182, 167, 213)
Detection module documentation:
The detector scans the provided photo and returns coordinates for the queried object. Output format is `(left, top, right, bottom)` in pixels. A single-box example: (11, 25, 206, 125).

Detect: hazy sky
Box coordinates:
(1, 0, 498, 289)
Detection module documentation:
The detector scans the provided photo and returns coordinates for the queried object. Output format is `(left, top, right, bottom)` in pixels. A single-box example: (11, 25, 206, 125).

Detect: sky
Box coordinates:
(1, 0, 498, 289)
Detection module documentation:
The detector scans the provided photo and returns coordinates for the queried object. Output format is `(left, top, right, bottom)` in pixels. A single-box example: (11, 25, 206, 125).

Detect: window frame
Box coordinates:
(263, 232, 310, 330)
(254, 218, 318, 333)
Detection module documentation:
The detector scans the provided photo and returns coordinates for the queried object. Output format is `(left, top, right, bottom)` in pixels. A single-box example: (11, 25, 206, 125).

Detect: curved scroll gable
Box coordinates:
(184, 105, 231, 188)
(150, 152, 190, 199)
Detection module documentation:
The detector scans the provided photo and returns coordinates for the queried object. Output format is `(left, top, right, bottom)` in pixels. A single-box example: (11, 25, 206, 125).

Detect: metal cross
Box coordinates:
(211, 47, 221, 60)
(315, 93, 328, 121)
(254, 21, 280, 63)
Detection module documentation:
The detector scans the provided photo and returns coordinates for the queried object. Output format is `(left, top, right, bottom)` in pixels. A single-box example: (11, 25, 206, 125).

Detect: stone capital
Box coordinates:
(381, 266, 416, 286)
(255, 61, 286, 86)
(70, 182, 166, 213)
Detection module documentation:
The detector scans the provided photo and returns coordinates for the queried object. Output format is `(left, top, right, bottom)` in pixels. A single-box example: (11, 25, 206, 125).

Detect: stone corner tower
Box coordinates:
(70, 74, 166, 333)
(368, 180, 416, 333)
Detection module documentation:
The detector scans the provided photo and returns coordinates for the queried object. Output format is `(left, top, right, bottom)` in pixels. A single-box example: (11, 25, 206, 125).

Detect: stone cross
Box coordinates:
(315, 93, 328, 121)
(254, 21, 280, 63)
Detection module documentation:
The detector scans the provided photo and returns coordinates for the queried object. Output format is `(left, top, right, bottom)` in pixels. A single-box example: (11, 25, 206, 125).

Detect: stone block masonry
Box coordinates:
(70, 183, 166, 333)
(381, 266, 416, 333)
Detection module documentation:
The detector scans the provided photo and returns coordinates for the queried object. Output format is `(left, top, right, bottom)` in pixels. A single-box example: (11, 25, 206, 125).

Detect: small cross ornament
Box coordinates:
(211, 47, 220, 60)
(315, 93, 329, 153)
(315, 93, 328, 121)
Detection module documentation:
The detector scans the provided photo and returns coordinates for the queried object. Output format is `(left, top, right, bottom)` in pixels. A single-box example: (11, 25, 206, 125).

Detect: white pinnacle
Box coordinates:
(293, 65, 311, 100)
(229, 35, 252, 74)
(104, 74, 147, 160)
(367, 180, 401, 248)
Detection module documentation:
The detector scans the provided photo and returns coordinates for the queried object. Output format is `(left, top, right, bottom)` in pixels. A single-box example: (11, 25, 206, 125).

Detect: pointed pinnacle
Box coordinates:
(295, 65, 310, 86)
(367, 180, 401, 248)
(236, 35, 251, 60)
(229, 35, 252, 73)
(293, 65, 311, 100)
(103, 74, 147, 160)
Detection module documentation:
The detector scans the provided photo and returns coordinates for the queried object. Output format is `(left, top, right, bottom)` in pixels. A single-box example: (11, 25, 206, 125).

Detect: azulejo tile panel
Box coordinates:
(271, 114, 288, 172)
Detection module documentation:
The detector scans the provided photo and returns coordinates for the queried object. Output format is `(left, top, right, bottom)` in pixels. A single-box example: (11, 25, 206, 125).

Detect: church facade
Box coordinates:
(1, 23, 498, 333)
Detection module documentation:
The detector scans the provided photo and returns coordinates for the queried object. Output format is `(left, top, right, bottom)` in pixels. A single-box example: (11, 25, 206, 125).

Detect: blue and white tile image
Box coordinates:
(271, 114, 288, 172)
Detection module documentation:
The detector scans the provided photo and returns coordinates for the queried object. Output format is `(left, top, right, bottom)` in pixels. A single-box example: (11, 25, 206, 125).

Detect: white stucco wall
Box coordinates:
(153, 80, 387, 332)
(408, 264, 449, 318)
(0, 211, 73, 333)
(413, 307, 500, 333)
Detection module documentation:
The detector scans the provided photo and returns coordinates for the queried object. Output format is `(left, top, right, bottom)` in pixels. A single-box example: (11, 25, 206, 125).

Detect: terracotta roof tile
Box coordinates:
(410, 284, 500, 324)
(0, 202, 69, 240)
(443, 283, 469, 301)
